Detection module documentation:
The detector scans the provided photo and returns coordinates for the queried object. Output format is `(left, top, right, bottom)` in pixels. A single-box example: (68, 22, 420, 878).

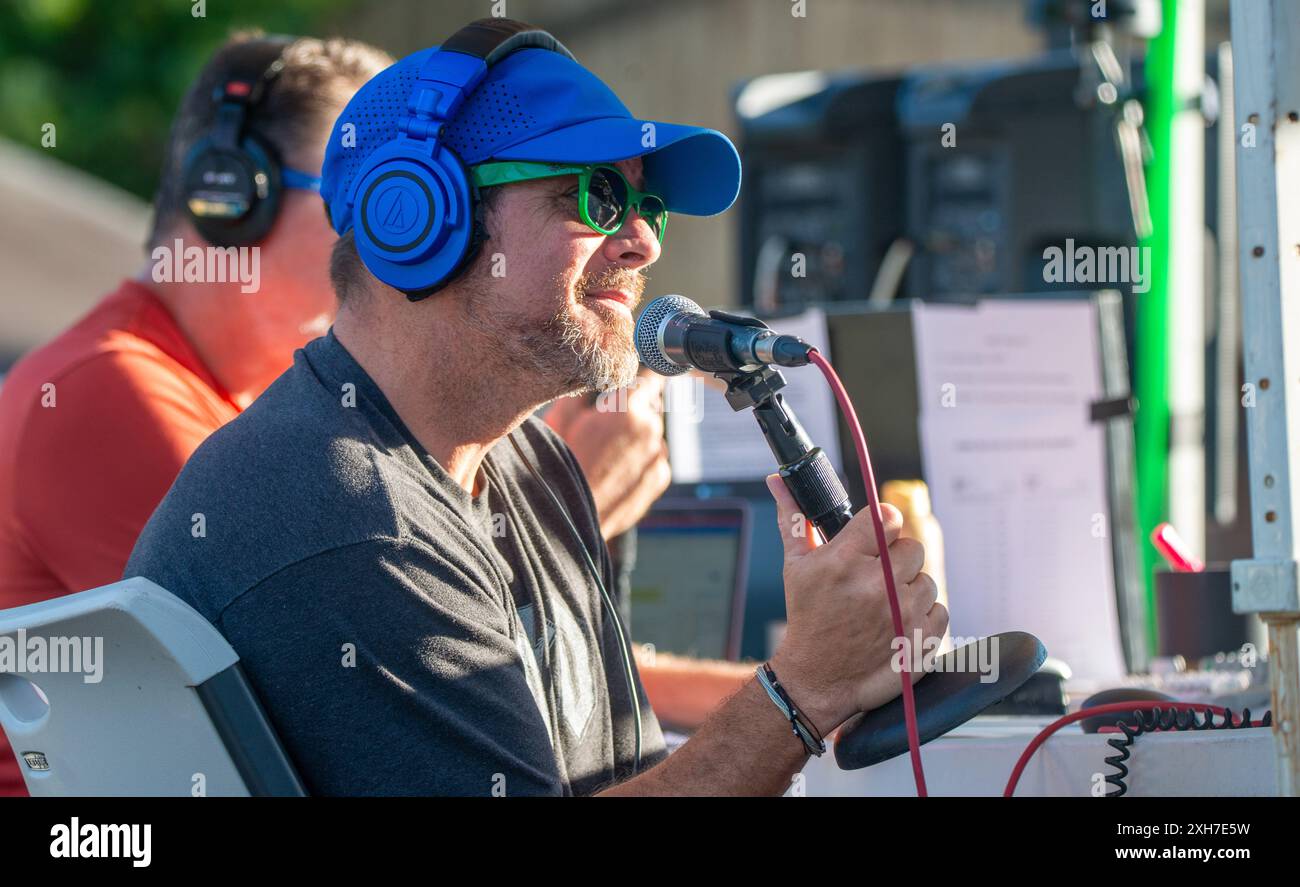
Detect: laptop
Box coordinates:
(628, 498, 750, 662)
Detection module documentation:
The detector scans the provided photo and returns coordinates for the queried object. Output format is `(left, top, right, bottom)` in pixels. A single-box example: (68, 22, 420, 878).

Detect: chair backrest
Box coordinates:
(0, 577, 305, 796)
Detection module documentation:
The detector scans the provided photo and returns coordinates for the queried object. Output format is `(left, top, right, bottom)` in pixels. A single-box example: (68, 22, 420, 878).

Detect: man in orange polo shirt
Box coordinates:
(0, 33, 394, 796)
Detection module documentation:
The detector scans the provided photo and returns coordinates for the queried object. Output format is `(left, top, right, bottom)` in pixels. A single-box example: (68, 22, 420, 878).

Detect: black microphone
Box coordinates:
(634, 294, 813, 376)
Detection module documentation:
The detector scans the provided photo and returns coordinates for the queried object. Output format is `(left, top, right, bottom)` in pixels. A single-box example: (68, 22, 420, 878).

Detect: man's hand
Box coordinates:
(544, 368, 671, 540)
(764, 473, 948, 733)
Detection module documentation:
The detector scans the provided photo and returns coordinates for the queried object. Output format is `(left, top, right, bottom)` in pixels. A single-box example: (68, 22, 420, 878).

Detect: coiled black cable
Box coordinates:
(1103, 706, 1272, 797)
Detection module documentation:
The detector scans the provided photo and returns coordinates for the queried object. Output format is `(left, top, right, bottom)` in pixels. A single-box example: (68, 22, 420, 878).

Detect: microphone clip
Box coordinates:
(717, 363, 787, 413)
(708, 308, 772, 330)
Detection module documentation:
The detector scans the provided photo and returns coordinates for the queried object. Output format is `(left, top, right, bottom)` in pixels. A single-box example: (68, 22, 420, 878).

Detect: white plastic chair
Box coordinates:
(0, 577, 305, 796)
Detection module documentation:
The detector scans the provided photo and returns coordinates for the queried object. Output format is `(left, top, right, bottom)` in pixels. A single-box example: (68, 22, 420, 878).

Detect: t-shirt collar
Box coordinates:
(304, 328, 493, 512)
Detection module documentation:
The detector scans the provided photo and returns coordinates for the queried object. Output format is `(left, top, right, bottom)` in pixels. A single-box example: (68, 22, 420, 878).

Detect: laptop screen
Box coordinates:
(628, 500, 749, 661)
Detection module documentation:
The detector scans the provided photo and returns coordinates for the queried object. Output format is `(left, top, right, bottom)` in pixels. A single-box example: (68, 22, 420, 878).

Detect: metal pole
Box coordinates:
(1166, 0, 1206, 565)
(1229, 0, 1300, 798)
(1215, 41, 1241, 527)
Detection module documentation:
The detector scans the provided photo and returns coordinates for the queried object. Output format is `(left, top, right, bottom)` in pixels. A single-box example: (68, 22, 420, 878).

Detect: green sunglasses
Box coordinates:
(470, 161, 669, 242)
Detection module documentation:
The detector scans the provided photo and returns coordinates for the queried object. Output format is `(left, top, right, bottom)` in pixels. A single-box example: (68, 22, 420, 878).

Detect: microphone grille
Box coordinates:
(635, 294, 706, 377)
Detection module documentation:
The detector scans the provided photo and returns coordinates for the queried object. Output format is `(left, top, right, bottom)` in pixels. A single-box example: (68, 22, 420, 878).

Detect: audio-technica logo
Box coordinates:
(375, 186, 417, 236)
(50, 818, 151, 867)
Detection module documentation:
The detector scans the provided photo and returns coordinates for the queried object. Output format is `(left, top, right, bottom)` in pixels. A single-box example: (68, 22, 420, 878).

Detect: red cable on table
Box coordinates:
(1002, 700, 1262, 797)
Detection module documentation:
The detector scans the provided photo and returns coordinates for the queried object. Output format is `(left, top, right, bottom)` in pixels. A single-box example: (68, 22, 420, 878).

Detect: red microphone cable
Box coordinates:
(1002, 700, 1264, 797)
(807, 348, 928, 797)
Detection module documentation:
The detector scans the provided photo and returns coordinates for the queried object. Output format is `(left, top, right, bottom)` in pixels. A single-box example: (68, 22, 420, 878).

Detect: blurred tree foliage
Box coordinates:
(0, 0, 358, 200)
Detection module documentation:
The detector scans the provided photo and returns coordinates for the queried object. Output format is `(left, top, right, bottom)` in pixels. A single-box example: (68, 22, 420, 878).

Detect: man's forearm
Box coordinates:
(598, 676, 811, 796)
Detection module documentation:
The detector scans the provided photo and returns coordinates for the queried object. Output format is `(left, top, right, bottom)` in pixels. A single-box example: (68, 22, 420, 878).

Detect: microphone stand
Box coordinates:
(717, 364, 852, 542)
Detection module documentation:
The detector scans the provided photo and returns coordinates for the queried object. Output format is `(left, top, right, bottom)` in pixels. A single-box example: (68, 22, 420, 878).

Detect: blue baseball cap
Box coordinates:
(321, 44, 742, 236)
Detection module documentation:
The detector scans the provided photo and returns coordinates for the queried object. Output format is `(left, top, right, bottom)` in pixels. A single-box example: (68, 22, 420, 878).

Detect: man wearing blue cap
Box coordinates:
(127, 19, 943, 796)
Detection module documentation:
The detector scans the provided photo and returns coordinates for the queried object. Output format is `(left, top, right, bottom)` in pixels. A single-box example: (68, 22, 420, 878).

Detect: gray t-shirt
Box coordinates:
(125, 330, 665, 796)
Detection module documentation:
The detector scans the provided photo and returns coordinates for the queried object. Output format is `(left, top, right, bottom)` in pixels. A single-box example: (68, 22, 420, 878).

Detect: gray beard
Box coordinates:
(463, 287, 639, 397)
(543, 298, 639, 394)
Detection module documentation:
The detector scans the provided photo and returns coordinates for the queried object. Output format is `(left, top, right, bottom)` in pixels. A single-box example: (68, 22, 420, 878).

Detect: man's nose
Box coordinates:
(601, 209, 662, 268)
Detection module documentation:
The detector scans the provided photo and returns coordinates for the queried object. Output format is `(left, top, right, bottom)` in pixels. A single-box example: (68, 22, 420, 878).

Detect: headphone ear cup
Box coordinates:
(230, 133, 282, 245)
(350, 143, 475, 297)
(182, 133, 282, 247)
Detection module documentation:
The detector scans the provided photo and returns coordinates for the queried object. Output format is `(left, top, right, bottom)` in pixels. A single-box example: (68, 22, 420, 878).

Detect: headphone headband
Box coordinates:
(216, 36, 292, 106)
(204, 37, 293, 147)
(440, 18, 575, 64)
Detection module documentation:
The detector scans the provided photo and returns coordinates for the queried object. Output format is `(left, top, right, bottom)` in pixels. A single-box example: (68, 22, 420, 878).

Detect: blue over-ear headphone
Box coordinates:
(344, 18, 574, 300)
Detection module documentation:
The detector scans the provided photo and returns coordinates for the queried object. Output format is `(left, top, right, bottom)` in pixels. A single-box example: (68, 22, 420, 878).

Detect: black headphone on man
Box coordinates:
(181, 36, 321, 247)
